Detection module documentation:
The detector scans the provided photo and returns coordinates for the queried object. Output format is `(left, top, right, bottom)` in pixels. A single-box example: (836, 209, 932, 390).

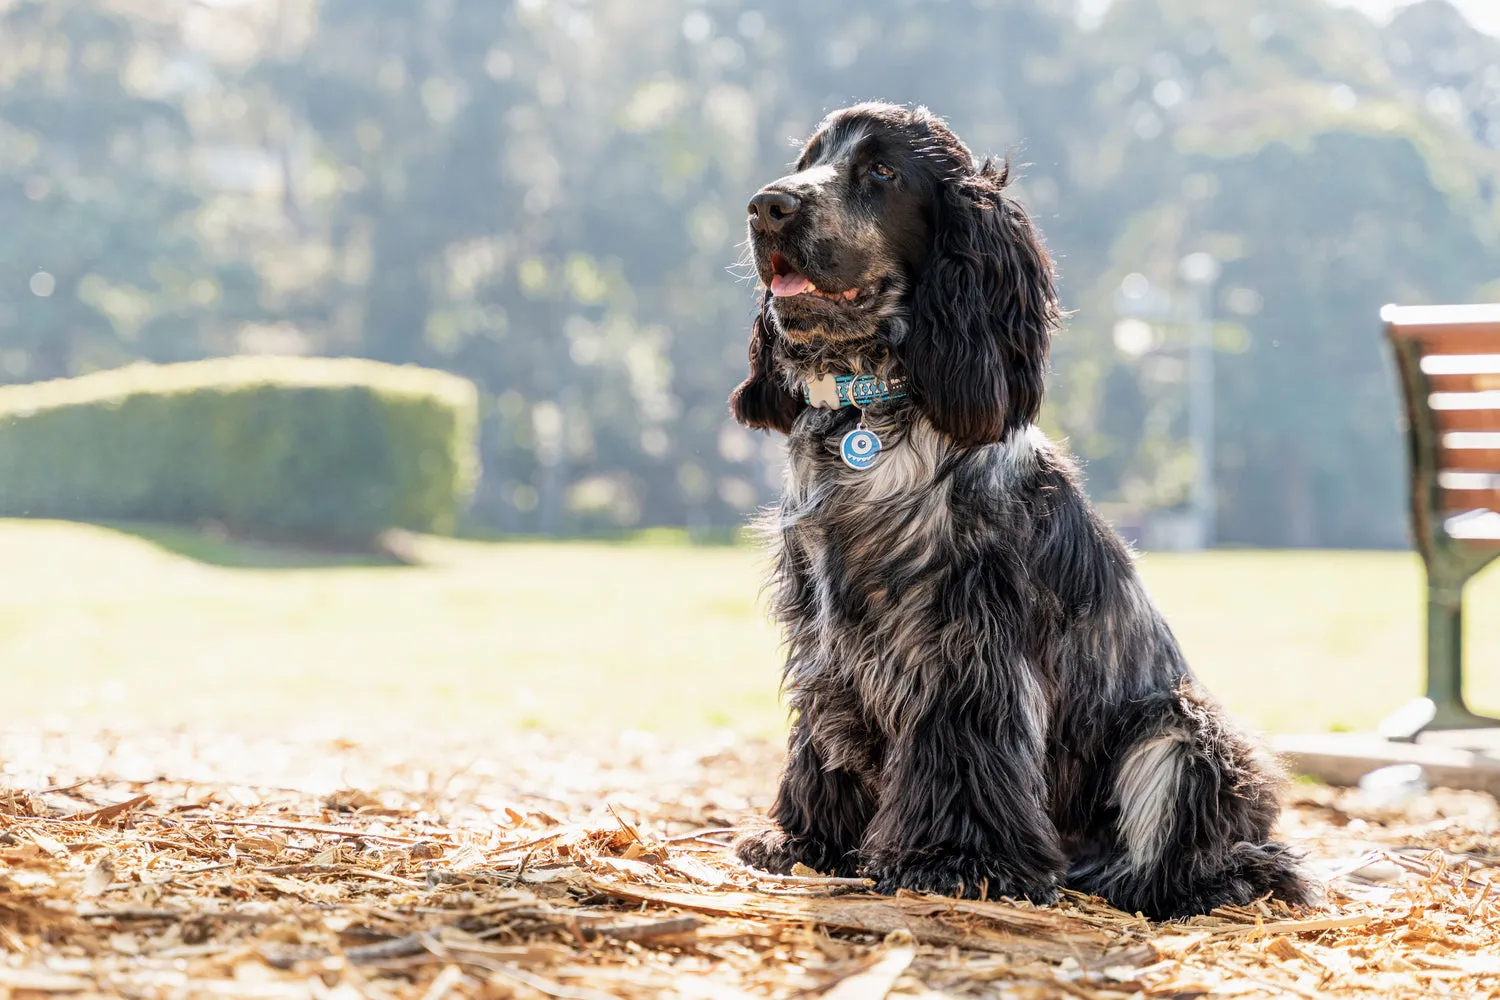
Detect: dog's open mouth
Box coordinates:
(769, 253, 862, 302)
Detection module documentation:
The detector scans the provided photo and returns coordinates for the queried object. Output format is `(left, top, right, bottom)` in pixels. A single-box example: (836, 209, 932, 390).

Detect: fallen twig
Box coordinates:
(585, 877, 1109, 957)
(739, 868, 875, 888)
(252, 862, 424, 888)
(580, 915, 702, 942)
(1384, 849, 1492, 891)
(663, 826, 739, 844)
(76, 908, 184, 921)
(65, 795, 151, 825)
(77, 907, 279, 923)
(101, 861, 232, 893)
(192, 817, 423, 845)
(347, 933, 434, 965)
(1204, 913, 1375, 938)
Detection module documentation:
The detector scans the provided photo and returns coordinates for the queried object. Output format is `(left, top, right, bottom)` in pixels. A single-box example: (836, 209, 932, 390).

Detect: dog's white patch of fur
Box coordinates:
(1011, 655, 1050, 748)
(777, 413, 1060, 738)
(979, 423, 1044, 492)
(781, 163, 839, 190)
(858, 416, 942, 501)
(1006, 424, 1048, 469)
(1115, 732, 1190, 870)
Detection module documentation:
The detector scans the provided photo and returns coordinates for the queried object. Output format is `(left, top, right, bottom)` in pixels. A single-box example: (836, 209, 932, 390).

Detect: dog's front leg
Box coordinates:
(860, 689, 1064, 903)
(734, 718, 875, 878)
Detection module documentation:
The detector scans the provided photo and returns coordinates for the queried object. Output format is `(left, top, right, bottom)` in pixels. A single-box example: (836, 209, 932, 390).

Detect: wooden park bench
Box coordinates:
(1381, 303, 1500, 740)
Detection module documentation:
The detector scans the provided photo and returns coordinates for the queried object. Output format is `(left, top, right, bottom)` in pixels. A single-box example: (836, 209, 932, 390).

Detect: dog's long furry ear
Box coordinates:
(729, 297, 804, 434)
(904, 160, 1057, 447)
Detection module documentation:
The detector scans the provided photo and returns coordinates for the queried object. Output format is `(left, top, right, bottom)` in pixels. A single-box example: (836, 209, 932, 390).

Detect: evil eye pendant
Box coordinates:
(840, 423, 882, 471)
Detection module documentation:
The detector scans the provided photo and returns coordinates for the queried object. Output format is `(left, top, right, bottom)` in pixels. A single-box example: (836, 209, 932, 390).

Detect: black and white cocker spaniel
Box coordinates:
(728, 102, 1315, 919)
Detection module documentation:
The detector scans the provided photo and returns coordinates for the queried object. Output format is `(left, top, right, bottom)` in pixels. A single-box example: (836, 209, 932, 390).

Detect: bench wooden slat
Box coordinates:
(1426, 372, 1500, 393)
(1440, 448, 1500, 472)
(1383, 303, 1500, 349)
(1443, 494, 1500, 515)
(1401, 329, 1500, 353)
(1436, 409, 1500, 432)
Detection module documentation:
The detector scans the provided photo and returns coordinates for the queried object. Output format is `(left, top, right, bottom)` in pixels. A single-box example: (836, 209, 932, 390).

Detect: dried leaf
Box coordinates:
(72, 794, 150, 825)
(308, 845, 341, 866)
(666, 855, 729, 887)
(325, 788, 382, 812)
(822, 945, 916, 1000)
(408, 841, 443, 860)
(25, 829, 68, 857)
(0, 969, 93, 992)
(416, 963, 465, 1000)
(80, 855, 116, 898)
(590, 856, 658, 881)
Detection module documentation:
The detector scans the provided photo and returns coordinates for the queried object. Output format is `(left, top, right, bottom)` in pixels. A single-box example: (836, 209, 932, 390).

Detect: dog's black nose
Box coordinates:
(748, 190, 800, 233)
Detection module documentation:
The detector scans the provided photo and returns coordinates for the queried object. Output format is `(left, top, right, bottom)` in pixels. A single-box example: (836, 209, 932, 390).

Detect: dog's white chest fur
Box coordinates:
(785, 411, 941, 502)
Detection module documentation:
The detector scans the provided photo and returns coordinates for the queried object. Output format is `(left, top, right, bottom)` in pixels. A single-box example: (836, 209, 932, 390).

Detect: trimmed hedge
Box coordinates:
(0, 356, 479, 543)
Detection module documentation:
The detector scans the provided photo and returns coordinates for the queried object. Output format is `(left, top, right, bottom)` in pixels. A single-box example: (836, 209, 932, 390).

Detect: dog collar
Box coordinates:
(802, 373, 908, 410)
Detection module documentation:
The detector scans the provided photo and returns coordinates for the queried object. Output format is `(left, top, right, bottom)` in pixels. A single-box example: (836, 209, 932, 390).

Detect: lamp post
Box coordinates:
(1179, 252, 1221, 550)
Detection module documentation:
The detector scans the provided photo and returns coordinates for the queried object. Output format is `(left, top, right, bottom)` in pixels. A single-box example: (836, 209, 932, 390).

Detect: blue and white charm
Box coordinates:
(841, 425, 882, 471)
(800, 372, 902, 471)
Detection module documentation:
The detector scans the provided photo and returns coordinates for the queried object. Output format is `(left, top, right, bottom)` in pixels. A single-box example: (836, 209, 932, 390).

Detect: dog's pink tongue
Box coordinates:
(771, 272, 814, 297)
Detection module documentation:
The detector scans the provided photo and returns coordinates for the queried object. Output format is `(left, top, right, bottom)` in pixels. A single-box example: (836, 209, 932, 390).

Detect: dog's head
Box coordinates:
(729, 102, 1059, 447)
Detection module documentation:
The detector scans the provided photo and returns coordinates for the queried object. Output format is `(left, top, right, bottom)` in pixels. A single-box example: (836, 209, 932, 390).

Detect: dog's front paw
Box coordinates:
(734, 827, 853, 876)
(733, 826, 804, 874)
(868, 854, 1059, 905)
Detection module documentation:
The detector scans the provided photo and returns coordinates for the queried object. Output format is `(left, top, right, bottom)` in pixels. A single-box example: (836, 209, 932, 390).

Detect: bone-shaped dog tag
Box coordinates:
(806, 373, 843, 410)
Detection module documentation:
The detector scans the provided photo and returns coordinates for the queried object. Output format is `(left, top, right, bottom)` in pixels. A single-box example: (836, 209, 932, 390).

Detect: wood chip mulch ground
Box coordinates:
(2, 727, 1499, 999)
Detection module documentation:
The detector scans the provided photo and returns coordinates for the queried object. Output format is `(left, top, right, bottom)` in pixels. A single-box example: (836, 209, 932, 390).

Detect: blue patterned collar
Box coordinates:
(802, 372, 908, 410)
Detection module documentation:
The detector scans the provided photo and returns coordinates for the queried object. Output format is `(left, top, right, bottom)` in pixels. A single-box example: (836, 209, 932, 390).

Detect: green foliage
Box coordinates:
(0, 0, 263, 381)
(0, 357, 479, 542)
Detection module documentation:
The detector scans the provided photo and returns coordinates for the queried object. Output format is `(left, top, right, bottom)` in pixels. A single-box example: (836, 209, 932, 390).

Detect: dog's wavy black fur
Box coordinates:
(728, 102, 1316, 920)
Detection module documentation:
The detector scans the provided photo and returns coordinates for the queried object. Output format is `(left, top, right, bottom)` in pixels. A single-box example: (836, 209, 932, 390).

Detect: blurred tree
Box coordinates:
(3, 0, 1498, 546)
(1044, 0, 1500, 547)
(0, 1, 261, 382)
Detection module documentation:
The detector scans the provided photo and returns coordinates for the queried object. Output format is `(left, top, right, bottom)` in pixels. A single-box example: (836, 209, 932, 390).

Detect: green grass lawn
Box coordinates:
(1, 518, 1496, 739)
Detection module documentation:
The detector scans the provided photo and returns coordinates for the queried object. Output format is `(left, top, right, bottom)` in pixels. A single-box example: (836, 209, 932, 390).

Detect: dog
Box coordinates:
(727, 101, 1316, 919)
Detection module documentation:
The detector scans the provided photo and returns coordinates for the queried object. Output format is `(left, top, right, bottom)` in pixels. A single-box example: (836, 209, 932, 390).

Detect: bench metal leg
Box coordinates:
(1380, 585, 1500, 742)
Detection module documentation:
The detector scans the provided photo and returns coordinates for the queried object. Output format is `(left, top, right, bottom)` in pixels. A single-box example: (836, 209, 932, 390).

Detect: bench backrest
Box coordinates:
(1383, 303, 1500, 570)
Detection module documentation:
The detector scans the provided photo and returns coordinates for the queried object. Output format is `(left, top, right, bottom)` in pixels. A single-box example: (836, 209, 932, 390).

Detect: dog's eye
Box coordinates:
(868, 162, 896, 182)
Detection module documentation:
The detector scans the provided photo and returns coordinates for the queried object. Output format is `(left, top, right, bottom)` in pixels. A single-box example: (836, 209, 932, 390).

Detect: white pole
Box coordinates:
(1189, 286, 1215, 548)
(1180, 253, 1220, 550)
